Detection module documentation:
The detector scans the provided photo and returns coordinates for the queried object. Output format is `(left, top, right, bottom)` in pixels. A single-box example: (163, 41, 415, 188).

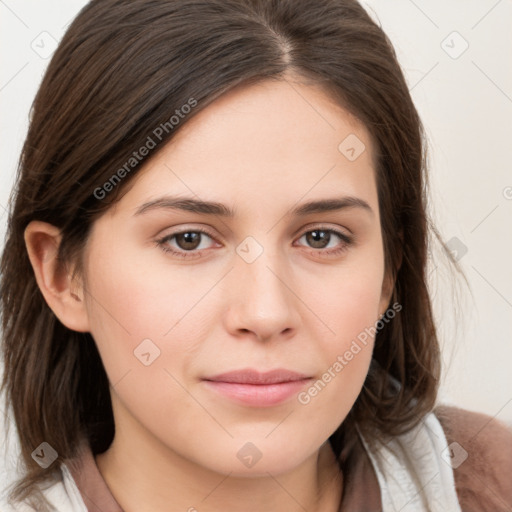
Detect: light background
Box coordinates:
(0, 0, 511, 474)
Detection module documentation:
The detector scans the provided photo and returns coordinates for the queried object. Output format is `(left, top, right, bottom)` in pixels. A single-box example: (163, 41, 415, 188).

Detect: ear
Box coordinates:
(24, 220, 90, 332)
(378, 230, 403, 317)
(378, 269, 395, 318)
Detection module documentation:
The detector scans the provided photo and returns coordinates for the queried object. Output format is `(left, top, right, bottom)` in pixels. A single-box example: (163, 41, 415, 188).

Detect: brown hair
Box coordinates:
(1, 0, 460, 508)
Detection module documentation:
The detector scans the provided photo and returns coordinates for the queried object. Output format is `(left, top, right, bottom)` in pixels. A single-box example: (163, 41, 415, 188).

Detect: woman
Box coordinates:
(1, 0, 511, 510)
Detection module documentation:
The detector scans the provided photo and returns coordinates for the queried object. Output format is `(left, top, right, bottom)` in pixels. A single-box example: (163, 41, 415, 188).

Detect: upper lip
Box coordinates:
(203, 369, 311, 385)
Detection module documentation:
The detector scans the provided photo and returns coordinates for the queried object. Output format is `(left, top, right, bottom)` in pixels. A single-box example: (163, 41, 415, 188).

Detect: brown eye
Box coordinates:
(175, 232, 202, 250)
(296, 227, 354, 256)
(305, 230, 332, 249)
(157, 229, 218, 258)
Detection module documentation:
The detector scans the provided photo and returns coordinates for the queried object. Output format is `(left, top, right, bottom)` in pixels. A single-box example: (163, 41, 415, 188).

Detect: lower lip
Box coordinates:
(202, 379, 312, 407)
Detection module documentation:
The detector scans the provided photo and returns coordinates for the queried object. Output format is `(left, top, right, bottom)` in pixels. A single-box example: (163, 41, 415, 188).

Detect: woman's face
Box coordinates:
(81, 78, 392, 476)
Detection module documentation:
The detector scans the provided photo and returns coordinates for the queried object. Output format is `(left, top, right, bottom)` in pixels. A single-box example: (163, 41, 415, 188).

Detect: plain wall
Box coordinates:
(1, 0, 511, 450)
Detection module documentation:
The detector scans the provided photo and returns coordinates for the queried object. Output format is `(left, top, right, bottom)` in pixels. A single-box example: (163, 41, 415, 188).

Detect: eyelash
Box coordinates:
(155, 226, 354, 259)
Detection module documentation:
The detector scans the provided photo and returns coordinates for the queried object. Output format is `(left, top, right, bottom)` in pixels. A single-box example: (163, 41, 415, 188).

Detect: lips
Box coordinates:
(202, 368, 312, 407)
(203, 368, 311, 385)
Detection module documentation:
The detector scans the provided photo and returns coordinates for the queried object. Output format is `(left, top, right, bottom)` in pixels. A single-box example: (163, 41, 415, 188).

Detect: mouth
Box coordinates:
(202, 368, 313, 407)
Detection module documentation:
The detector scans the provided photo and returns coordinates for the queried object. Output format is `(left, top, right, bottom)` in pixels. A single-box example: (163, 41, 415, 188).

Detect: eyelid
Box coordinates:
(157, 224, 219, 241)
(294, 221, 352, 237)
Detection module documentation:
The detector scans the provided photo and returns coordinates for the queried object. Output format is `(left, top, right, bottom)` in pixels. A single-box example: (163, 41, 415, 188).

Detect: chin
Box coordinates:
(190, 437, 321, 478)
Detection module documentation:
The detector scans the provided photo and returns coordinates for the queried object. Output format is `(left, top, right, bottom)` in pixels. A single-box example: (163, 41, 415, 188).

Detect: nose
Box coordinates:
(223, 246, 301, 343)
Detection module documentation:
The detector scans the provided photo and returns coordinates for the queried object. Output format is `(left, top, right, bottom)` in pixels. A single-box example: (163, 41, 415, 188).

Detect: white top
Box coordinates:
(358, 410, 462, 511)
(0, 410, 462, 511)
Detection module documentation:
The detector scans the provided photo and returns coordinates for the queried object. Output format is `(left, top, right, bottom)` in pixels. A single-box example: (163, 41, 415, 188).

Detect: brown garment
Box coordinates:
(433, 405, 512, 512)
(65, 444, 123, 512)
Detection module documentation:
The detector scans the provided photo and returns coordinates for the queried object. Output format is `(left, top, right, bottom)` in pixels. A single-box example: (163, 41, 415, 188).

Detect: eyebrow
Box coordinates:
(133, 195, 373, 218)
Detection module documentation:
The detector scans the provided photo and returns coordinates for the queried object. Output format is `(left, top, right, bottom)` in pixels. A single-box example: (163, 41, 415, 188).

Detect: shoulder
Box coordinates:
(433, 404, 512, 512)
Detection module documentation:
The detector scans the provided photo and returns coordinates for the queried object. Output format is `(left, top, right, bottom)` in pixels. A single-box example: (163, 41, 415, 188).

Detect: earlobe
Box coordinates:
(24, 220, 90, 332)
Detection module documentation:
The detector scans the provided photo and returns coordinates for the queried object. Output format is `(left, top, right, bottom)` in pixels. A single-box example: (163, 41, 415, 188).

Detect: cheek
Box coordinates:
(298, 251, 385, 401)
(82, 235, 218, 386)
(82, 245, 219, 455)
(306, 251, 385, 347)
(293, 283, 381, 445)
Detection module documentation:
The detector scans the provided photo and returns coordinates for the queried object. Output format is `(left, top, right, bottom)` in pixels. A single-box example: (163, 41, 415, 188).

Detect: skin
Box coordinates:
(25, 76, 394, 512)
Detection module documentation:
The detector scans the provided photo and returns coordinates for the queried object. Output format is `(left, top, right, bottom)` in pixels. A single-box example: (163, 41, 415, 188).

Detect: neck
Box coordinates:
(95, 412, 343, 512)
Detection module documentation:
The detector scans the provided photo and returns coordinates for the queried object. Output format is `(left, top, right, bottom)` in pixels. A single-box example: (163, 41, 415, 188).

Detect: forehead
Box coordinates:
(111, 78, 378, 219)
(166, 78, 373, 163)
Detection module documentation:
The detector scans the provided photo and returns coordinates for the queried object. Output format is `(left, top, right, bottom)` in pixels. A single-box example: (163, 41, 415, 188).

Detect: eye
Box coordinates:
(156, 226, 354, 259)
(156, 228, 218, 258)
(295, 227, 354, 256)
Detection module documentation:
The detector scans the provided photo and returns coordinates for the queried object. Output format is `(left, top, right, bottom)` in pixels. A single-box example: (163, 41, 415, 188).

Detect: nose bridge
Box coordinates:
(225, 236, 299, 339)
